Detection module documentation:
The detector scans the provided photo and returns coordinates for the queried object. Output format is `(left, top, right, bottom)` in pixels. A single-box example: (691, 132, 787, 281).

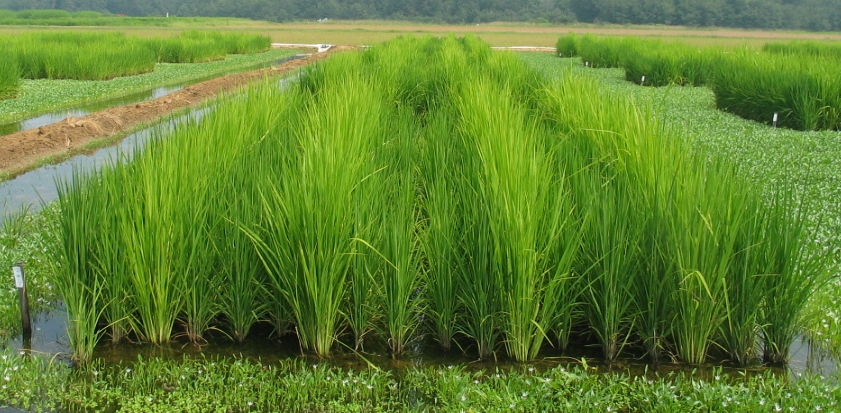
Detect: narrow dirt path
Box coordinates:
(0, 46, 355, 177)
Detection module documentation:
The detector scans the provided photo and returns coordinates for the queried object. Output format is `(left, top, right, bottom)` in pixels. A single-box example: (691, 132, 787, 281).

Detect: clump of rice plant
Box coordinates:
(0, 58, 21, 100)
(711, 51, 841, 131)
(146, 31, 269, 63)
(50, 35, 834, 366)
(555, 34, 579, 57)
(763, 40, 841, 60)
(9, 32, 156, 80)
(622, 44, 717, 87)
(247, 60, 386, 357)
(52, 169, 111, 365)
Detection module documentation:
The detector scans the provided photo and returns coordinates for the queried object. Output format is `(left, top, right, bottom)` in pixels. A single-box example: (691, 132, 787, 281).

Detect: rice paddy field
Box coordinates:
(0, 30, 272, 123)
(1, 25, 840, 411)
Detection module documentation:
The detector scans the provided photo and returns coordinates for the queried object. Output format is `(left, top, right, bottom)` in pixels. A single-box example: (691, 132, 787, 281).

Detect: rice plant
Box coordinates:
(455, 74, 579, 361)
(10, 32, 156, 80)
(0, 58, 21, 100)
(711, 50, 841, 131)
(555, 34, 579, 57)
(246, 63, 384, 357)
(216, 197, 266, 344)
(759, 184, 834, 364)
(577, 172, 640, 363)
(52, 169, 110, 365)
(48, 35, 835, 366)
(419, 110, 462, 351)
(147, 31, 227, 63)
(92, 162, 136, 345)
(763, 40, 841, 60)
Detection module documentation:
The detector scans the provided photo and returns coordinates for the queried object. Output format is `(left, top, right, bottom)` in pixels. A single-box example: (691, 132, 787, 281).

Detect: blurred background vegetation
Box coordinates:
(0, 0, 838, 31)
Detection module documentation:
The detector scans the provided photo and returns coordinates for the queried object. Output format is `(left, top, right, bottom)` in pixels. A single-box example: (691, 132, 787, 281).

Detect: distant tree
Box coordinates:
(0, 0, 837, 30)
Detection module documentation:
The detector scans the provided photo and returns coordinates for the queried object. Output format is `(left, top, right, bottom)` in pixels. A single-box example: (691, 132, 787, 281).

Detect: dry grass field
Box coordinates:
(2, 19, 840, 47)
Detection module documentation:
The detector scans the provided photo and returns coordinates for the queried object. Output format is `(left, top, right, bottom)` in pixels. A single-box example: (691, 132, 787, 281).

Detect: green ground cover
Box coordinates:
(0, 48, 300, 125)
(0, 349, 839, 412)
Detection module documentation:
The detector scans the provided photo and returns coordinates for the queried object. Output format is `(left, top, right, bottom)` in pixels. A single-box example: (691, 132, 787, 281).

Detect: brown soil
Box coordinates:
(0, 46, 357, 177)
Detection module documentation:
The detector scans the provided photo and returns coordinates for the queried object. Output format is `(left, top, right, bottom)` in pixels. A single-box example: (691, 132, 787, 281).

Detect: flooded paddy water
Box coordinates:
(6, 300, 837, 380)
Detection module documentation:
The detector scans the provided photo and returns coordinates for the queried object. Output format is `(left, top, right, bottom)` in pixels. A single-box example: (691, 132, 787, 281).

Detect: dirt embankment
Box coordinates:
(0, 46, 355, 177)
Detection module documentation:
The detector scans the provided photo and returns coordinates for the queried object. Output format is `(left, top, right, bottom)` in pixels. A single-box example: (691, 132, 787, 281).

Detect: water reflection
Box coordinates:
(0, 109, 209, 225)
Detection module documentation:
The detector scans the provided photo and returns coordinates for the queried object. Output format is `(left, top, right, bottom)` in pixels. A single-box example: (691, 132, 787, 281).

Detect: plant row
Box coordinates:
(763, 40, 841, 60)
(51, 36, 833, 368)
(0, 30, 270, 88)
(556, 34, 841, 131)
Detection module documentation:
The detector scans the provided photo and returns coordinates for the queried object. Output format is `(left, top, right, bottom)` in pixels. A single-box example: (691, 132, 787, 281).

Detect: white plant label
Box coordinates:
(773, 112, 779, 122)
(641, 76, 646, 83)
(12, 266, 23, 289)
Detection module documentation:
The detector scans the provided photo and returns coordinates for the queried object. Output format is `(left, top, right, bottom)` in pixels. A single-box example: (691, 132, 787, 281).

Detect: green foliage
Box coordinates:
(1, 31, 272, 82)
(7, 32, 156, 81)
(0, 206, 60, 343)
(50, 36, 832, 365)
(145, 31, 271, 63)
(559, 35, 841, 131)
(2, 351, 840, 412)
(0, 47, 300, 125)
(0, 58, 20, 100)
(764, 41, 841, 60)
(147, 31, 226, 63)
(711, 51, 841, 131)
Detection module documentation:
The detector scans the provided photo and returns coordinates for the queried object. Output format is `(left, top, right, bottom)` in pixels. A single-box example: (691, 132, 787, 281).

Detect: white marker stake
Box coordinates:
(773, 112, 778, 128)
(641, 75, 646, 86)
(12, 264, 31, 337)
(12, 265, 23, 288)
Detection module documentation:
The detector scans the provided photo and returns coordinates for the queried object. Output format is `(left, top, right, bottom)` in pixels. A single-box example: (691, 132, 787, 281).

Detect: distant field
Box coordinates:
(2, 18, 841, 47)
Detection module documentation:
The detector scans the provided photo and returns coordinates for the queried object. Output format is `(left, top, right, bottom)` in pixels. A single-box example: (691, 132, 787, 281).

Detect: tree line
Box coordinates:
(0, 0, 838, 31)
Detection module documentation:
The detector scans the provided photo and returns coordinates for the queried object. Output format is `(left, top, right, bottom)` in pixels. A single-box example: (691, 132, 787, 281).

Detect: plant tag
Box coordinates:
(12, 266, 23, 289)
(773, 112, 778, 122)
